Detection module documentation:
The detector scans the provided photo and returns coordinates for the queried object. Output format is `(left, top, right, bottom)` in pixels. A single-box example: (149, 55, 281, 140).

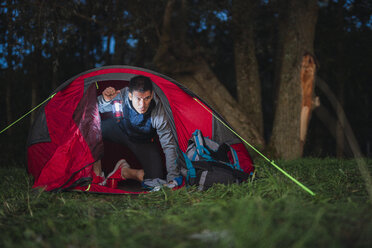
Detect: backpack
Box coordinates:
(182, 130, 250, 190)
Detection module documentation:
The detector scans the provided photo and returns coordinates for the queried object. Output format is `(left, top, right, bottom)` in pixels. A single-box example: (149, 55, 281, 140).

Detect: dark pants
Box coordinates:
(101, 118, 165, 179)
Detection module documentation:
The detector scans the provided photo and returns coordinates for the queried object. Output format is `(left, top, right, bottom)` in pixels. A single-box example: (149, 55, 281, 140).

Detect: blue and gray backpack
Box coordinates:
(182, 130, 249, 190)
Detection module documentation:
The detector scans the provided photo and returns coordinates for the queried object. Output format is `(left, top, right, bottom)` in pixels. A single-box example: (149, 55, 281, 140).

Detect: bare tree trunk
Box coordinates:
(104, 1, 113, 65)
(51, 57, 59, 90)
(112, 1, 126, 65)
(81, 2, 95, 70)
(105, 34, 112, 64)
(5, 80, 12, 136)
(269, 0, 318, 159)
(5, 2, 14, 135)
(30, 81, 38, 124)
(175, 61, 264, 147)
(30, 46, 42, 124)
(31, 23, 43, 124)
(84, 23, 94, 69)
(232, 0, 264, 137)
(51, 19, 60, 91)
(336, 82, 345, 157)
(112, 33, 125, 64)
(153, 0, 264, 147)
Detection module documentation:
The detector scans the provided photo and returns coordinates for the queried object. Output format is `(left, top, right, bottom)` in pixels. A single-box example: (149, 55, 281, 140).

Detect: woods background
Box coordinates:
(0, 0, 371, 164)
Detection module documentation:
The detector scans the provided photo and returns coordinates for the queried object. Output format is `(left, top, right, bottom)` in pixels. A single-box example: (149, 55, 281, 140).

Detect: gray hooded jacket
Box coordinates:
(97, 87, 179, 182)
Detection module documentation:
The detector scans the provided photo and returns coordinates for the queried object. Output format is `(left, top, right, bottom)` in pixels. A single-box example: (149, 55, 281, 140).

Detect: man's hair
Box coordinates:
(129, 75, 153, 93)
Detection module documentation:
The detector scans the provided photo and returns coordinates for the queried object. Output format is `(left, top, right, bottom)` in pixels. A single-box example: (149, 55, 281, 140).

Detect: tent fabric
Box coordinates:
(27, 65, 254, 193)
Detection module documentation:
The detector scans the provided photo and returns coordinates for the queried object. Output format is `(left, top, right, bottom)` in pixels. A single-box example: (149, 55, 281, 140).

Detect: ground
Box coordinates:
(1, 158, 371, 248)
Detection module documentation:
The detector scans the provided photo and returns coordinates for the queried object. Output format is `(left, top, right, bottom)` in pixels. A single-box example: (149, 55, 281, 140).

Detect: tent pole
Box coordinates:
(0, 93, 56, 135)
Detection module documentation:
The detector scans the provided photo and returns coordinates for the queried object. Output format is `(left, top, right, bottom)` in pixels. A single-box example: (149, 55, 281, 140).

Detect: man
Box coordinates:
(93, 75, 181, 188)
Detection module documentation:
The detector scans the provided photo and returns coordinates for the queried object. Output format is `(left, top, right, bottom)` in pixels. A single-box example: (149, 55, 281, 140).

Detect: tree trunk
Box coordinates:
(84, 22, 94, 69)
(51, 57, 59, 91)
(112, 33, 125, 64)
(5, 2, 14, 135)
(232, 0, 264, 137)
(31, 24, 43, 124)
(82, 2, 95, 70)
(30, 81, 38, 124)
(30, 49, 40, 124)
(112, 1, 127, 65)
(175, 61, 264, 147)
(336, 81, 345, 157)
(5, 79, 12, 136)
(51, 19, 60, 91)
(105, 34, 112, 64)
(153, 0, 264, 147)
(269, 0, 318, 159)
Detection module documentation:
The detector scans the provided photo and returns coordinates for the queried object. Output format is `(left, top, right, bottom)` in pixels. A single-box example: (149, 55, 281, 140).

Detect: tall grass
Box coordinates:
(1, 158, 371, 247)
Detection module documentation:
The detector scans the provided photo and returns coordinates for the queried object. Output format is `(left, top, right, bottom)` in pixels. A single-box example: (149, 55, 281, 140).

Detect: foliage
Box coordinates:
(1, 158, 371, 247)
(312, 0, 372, 157)
(0, 0, 371, 157)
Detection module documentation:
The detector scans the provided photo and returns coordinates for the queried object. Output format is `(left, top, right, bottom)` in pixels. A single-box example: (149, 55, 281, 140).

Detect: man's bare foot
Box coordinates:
(136, 169, 144, 182)
(106, 159, 145, 183)
(122, 168, 144, 182)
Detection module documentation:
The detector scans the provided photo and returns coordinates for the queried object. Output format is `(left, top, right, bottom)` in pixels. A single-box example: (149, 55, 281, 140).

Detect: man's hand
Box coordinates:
(102, 87, 120, 102)
(164, 180, 178, 189)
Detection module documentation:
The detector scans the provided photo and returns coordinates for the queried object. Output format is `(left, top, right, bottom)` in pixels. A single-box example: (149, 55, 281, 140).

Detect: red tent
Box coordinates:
(27, 66, 254, 193)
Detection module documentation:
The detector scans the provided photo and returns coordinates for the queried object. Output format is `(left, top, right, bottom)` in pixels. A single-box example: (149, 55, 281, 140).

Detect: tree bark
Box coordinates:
(5, 1, 14, 135)
(31, 17, 44, 124)
(112, 33, 125, 64)
(153, 0, 264, 147)
(30, 81, 37, 124)
(232, 0, 264, 137)
(51, 17, 60, 91)
(5, 79, 12, 136)
(105, 34, 112, 64)
(269, 0, 318, 159)
(336, 81, 345, 157)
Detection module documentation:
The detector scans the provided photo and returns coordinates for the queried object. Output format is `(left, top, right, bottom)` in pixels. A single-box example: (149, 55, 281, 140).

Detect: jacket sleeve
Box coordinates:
(151, 101, 180, 182)
(97, 88, 126, 113)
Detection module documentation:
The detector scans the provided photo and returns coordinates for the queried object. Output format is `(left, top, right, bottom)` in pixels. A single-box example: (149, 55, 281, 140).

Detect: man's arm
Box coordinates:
(97, 87, 124, 113)
(151, 101, 180, 182)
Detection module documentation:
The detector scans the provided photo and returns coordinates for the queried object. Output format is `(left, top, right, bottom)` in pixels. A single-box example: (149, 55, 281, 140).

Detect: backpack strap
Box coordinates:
(189, 130, 244, 171)
(229, 146, 242, 171)
(198, 171, 208, 191)
(182, 152, 196, 184)
(192, 130, 214, 161)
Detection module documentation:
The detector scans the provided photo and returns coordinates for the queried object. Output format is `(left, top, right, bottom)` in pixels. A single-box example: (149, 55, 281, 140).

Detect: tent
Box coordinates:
(27, 65, 254, 194)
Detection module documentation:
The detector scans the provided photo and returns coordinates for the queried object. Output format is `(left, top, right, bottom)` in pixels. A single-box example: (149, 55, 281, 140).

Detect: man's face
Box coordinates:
(128, 90, 153, 114)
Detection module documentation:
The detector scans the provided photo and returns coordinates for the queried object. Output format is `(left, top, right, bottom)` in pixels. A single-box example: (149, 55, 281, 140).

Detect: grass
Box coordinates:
(1, 158, 372, 248)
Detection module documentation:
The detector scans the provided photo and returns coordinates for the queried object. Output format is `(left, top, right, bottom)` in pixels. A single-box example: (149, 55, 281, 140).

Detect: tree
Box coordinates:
(4, 1, 14, 135)
(269, 0, 319, 159)
(1, 0, 370, 161)
(312, 0, 372, 157)
(232, 0, 264, 138)
(153, 0, 264, 147)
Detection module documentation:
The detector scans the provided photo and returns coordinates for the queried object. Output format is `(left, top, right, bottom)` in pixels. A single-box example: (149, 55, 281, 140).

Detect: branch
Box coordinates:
(316, 77, 372, 203)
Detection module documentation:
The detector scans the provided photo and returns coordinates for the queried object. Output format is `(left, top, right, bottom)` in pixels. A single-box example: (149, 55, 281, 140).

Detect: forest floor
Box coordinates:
(1, 158, 372, 248)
